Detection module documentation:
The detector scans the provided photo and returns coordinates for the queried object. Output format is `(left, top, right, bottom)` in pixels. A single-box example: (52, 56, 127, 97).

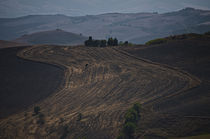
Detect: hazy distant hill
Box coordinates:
(0, 40, 27, 49)
(14, 29, 88, 45)
(1, 8, 210, 44)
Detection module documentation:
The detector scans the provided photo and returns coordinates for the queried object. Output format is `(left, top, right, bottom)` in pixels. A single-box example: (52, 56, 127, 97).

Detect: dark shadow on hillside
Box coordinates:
(0, 47, 64, 118)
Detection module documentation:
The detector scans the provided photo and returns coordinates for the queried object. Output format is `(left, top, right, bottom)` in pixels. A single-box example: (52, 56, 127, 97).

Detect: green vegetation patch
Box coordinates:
(117, 102, 141, 139)
(145, 32, 210, 46)
(33, 106, 40, 116)
(145, 38, 168, 45)
(204, 31, 210, 36)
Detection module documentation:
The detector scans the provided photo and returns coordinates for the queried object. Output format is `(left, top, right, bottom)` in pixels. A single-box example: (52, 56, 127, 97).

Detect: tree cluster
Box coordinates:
(84, 36, 118, 47)
(117, 103, 141, 139)
(107, 37, 118, 46)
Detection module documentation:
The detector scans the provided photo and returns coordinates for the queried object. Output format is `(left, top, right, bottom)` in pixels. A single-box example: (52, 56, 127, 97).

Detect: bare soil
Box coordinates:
(122, 36, 210, 138)
(0, 36, 209, 138)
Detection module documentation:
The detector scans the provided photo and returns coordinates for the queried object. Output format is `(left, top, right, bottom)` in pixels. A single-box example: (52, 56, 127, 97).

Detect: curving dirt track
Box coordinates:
(0, 45, 200, 138)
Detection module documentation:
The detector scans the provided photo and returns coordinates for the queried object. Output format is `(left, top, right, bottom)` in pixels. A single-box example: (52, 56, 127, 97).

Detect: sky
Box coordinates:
(0, 0, 210, 18)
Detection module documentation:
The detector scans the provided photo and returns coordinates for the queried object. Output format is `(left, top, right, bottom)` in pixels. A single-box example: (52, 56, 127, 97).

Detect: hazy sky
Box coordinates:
(0, 0, 210, 18)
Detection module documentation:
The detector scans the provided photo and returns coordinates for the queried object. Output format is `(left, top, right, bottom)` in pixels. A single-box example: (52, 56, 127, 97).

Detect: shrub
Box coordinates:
(133, 103, 141, 115)
(100, 40, 107, 47)
(124, 41, 129, 46)
(85, 37, 108, 47)
(117, 102, 141, 139)
(108, 37, 114, 46)
(60, 125, 69, 139)
(37, 113, 45, 125)
(123, 122, 136, 138)
(145, 38, 167, 45)
(204, 31, 210, 36)
(125, 109, 138, 123)
(84, 36, 93, 46)
(116, 132, 126, 139)
(84, 36, 120, 47)
(77, 113, 82, 121)
(113, 38, 118, 46)
(33, 106, 40, 115)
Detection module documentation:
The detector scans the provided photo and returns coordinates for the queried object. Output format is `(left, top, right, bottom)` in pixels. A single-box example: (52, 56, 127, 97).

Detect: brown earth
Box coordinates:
(121, 36, 210, 138)
(0, 42, 204, 138)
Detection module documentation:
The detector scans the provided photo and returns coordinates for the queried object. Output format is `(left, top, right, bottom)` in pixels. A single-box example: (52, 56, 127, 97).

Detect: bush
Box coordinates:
(60, 125, 69, 139)
(117, 102, 141, 139)
(108, 37, 114, 46)
(33, 106, 40, 115)
(123, 122, 136, 138)
(145, 38, 167, 45)
(204, 31, 210, 36)
(37, 113, 45, 125)
(133, 103, 141, 115)
(116, 132, 126, 139)
(77, 113, 82, 121)
(100, 40, 107, 47)
(85, 36, 108, 47)
(119, 41, 134, 46)
(113, 38, 118, 46)
(124, 41, 129, 46)
(84, 36, 93, 46)
(125, 109, 138, 123)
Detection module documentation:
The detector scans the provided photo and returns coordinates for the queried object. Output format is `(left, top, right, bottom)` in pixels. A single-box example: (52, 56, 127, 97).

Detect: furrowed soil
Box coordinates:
(122, 36, 210, 138)
(0, 43, 205, 139)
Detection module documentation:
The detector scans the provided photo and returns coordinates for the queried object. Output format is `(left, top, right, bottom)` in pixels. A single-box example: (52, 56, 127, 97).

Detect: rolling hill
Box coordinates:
(0, 40, 27, 49)
(121, 33, 210, 137)
(0, 34, 209, 138)
(0, 8, 210, 44)
(14, 29, 88, 45)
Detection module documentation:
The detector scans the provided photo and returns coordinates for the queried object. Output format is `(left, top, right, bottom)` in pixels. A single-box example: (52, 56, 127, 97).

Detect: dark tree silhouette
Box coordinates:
(100, 40, 107, 47)
(34, 106, 40, 115)
(124, 41, 129, 46)
(113, 38, 118, 46)
(85, 36, 118, 47)
(108, 37, 114, 46)
(84, 36, 93, 46)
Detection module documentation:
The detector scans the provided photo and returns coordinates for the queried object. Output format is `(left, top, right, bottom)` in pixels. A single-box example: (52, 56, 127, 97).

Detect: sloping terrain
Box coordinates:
(0, 40, 27, 49)
(0, 8, 210, 43)
(0, 44, 201, 138)
(14, 29, 88, 45)
(0, 47, 64, 119)
(122, 35, 210, 138)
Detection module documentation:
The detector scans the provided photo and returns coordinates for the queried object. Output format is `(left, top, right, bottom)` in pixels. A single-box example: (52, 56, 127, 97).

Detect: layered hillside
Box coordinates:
(14, 29, 88, 45)
(0, 8, 210, 43)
